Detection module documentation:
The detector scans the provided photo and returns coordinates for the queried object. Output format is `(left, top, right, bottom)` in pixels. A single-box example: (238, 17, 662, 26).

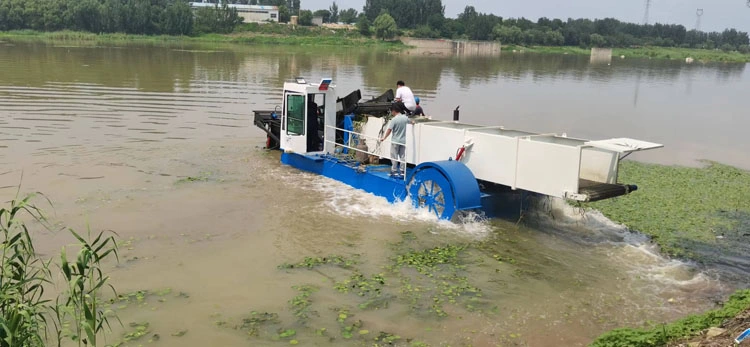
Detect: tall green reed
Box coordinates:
(0, 192, 119, 347)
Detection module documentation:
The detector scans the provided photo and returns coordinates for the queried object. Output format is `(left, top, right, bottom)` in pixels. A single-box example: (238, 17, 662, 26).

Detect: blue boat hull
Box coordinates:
(280, 152, 519, 220)
(281, 152, 409, 203)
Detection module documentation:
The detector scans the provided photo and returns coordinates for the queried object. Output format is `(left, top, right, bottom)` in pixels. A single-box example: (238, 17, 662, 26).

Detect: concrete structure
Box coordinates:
(189, 2, 279, 23)
(312, 16, 324, 26)
(400, 37, 500, 56)
(590, 48, 613, 64)
(322, 23, 356, 30)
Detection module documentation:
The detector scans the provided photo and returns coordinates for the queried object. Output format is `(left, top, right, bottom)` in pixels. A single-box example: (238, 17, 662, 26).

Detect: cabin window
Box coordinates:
(286, 94, 305, 135)
(270, 13, 277, 18)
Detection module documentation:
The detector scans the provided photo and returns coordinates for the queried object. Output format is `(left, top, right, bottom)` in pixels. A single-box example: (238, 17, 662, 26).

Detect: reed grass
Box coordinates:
(0, 191, 120, 347)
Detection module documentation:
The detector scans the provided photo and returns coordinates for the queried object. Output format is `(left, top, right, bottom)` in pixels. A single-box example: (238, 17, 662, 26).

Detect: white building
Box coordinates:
(189, 2, 279, 23)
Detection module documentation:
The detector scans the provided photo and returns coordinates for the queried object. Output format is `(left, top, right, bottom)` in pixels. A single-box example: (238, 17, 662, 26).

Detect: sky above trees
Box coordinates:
(302, 0, 750, 33)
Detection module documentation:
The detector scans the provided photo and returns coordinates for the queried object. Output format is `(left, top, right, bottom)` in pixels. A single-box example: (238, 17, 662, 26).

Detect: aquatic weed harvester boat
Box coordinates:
(253, 78, 663, 220)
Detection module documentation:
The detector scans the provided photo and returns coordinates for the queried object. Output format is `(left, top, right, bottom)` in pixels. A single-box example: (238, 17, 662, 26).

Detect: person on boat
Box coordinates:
(394, 80, 416, 115)
(380, 105, 410, 176)
(412, 97, 425, 117)
(306, 97, 321, 151)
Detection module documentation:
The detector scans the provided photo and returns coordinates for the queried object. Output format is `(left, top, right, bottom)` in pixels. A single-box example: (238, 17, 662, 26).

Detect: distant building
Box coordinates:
(312, 16, 323, 26)
(189, 2, 279, 23)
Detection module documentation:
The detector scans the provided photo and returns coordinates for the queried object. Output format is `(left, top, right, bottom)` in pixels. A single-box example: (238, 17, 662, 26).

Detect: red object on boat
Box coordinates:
(456, 146, 466, 161)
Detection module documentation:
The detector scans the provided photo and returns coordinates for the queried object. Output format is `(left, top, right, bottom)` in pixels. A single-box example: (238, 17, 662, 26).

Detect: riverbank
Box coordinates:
(502, 44, 750, 62)
(0, 29, 404, 49)
(2, 30, 748, 62)
(591, 289, 750, 346)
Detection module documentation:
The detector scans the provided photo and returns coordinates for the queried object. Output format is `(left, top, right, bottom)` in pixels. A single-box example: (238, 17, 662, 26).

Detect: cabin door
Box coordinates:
(281, 91, 308, 153)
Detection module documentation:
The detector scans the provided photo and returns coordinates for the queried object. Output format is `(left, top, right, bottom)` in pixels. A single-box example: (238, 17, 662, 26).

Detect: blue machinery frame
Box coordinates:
(281, 152, 504, 220)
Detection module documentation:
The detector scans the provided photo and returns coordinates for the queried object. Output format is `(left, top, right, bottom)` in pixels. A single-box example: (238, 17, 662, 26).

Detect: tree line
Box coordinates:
(356, 2, 749, 51)
(0, 0, 243, 35)
(1, 0, 748, 51)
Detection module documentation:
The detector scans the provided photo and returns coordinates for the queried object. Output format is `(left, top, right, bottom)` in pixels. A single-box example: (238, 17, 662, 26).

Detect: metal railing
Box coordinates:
(324, 125, 408, 181)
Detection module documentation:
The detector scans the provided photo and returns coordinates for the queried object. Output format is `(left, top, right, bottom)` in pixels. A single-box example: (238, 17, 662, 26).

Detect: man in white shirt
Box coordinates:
(394, 80, 416, 114)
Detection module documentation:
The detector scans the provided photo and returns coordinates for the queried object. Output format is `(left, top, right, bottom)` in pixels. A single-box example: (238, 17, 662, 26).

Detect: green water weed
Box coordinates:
(279, 255, 358, 270)
(289, 285, 318, 321)
(583, 161, 750, 260)
(394, 244, 466, 275)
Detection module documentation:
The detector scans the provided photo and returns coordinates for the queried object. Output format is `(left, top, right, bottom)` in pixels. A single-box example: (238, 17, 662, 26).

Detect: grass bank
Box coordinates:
(501, 44, 750, 63)
(583, 160, 750, 260)
(591, 289, 750, 347)
(614, 46, 750, 63)
(0, 29, 404, 49)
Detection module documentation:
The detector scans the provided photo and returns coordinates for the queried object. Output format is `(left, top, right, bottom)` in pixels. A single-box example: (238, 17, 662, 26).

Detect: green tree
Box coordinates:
(414, 24, 439, 38)
(339, 8, 357, 24)
(328, 1, 338, 23)
(100, 0, 124, 33)
(162, 0, 193, 35)
(589, 33, 606, 47)
(543, 30, 565, 45)
(70, 0, 102, 33)
(357, 14, 371, 36)
(194, 1, 243, 34)
(298, 9, 313, 25)
(373, 12, 397, 40)
(277, 4, 290, 23)
(363, 0, 443, 29)
(492, 25, 523, 44)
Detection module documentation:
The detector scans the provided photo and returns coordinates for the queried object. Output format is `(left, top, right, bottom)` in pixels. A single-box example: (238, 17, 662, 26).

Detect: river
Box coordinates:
(0, 41, 748, 346)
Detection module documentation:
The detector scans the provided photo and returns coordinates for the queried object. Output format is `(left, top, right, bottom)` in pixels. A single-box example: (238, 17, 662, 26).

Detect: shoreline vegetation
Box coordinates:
(0, 29, 404, 48)
(1, 0, 748, 64)
(502, 44, 750, 63)
(2, 29, 750, 63)
(590, 290, 750, 347)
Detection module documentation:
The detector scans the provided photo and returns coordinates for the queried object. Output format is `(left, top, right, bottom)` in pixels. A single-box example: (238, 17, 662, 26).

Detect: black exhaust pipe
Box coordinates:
(453, 106, 460, 121)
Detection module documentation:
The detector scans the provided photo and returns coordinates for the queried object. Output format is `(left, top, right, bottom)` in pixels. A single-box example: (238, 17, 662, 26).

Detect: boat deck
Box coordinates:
(361, 163, 413, 182)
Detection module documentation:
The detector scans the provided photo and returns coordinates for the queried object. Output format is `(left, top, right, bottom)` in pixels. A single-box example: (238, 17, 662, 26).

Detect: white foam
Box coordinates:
(271, 166, 493, 238)
(525, 196, 649, 244)
(526, 195, 725, 298)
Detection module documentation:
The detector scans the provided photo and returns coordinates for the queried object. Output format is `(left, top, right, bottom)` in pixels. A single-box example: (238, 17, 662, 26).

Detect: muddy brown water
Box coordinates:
(1, 42, 748, 346)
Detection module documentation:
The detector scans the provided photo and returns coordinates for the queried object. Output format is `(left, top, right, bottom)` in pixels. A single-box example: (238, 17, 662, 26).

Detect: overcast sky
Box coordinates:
(302, 0, 750, 33)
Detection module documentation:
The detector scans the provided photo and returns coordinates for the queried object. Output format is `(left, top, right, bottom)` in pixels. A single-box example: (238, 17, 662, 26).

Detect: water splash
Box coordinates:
(523, 195, 728, 302)
(311, 176, 493, 238)
(269, 165, 493, 238)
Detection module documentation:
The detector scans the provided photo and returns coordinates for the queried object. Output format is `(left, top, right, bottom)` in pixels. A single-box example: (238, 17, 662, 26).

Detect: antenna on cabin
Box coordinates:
(695, 9, 703, 31)
(643, 0, 652, 24)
